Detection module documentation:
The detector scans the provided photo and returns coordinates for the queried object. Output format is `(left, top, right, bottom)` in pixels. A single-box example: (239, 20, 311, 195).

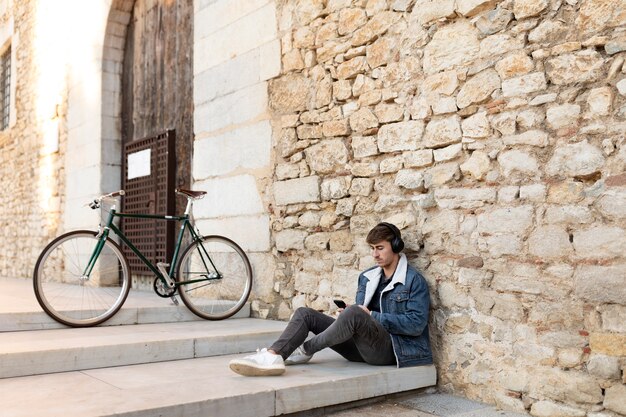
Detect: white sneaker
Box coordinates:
(229, 348, 285, 376)
(284, 345, 313, 365)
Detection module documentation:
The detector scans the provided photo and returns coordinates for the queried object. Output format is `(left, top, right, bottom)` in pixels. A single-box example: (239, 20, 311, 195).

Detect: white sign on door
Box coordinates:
(127, 149, 151, 180)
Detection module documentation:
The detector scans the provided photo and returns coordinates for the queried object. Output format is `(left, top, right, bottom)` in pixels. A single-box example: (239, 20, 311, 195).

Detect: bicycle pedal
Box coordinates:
(170, 296, 179, 306)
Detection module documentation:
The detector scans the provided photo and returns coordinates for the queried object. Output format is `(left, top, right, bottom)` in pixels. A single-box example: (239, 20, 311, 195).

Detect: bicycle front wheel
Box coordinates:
(176, 235, 252, 320)
(33, 230, 131, 327)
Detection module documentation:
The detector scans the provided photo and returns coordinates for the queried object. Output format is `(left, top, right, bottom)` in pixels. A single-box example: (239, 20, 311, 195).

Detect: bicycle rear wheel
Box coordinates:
(176, 235, 252, 320)
(33, 230, 131, 327)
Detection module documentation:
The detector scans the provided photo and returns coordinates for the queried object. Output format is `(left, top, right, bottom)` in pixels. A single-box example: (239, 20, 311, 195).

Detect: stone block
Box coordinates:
(434, 143, 463, 162)
(194, 47, 260, 105)
(269, 74, 311, 113)
(411, 0, 455, 24)
(456, 68, 501, 109)
(421, 71, 459, 97)
(274, 176, 321, 205)
(305, 233, 331, 251)
(423, 115, 462, 148)
(528, 368, 603, 404)
(495, 51, 534, 79)
(404, 150, 434, 168)
(546, 104, 581, 130)
(456, 0, 499, 17)
(194, 3, 277, 73)
(194, 0, 270, 41)
(424, 163, 461, 188)
(513, 0, 548, 19)
(374, 103, 404, 123)
(352, 136, 378, 158)
(546, 140, 605, 178)
(434, 187, 496, 209)
(595, 189, 626, 219)
(604, 384, 626, 415)
(349, 178, 374, 196)
(195, 82, 268, 134)
(600, 305, 626, 332)
(573, 225, 626, 259)
(366, 36, 395, 69)
(591, 333, 626, 357)
(305, 140, 349, 174)
(196, 215, 270, 252)
(193, 121, 271, 180)
(574, 264, 626, 304)
(479, 234, 523, 256)
(380, 155, 404, 174)
(520, 184, 546, 202)
(474, 7, 513, 35)
(349, 108, 379, 132)
(462, 111, 491, 138)
(351, 11, 400, 47)
(498, 150, 539, 176)
(545, 50, 605, 85)
(378, 121, 424, 152)
(529, 20, 568, 44)
(321, 176, 352, 201)
(194, 175, 264, 218)
(544, 205, 593, 224)
(530, 400, 586, 417)
(587, 354, 621, 380)
(322, 119, 351, 137)
(502, 72, 547, 97)
(528, 225, 572, 259)
(329, 230, 353, 251)
(276, 229, 307, 252)
(586, 87, 613, 116)
(502, 130, 549, 147)
(395, 169, 425, 190)
(458, 268, 492, 287)
(477, 206, 534, 234)
(337, 56, 369, 80)
(423, 19, 480, 74)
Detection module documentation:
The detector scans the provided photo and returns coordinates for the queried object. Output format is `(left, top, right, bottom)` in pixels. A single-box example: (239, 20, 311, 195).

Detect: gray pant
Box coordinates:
(269, 305, 396, 366)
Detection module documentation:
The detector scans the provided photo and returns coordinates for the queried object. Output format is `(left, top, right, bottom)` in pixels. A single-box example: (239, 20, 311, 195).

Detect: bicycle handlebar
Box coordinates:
(88, 190, 125, 209)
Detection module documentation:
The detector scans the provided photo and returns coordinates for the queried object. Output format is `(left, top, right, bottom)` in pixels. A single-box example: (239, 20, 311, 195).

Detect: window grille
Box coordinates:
(0, 46, 10, 130)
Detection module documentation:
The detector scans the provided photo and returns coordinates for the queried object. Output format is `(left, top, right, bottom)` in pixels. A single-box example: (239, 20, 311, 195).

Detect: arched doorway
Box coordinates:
(102, 0, 194, 288)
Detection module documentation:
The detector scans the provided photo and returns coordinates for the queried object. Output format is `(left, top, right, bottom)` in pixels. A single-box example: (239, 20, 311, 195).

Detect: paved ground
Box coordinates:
(315, 391, 530, 417)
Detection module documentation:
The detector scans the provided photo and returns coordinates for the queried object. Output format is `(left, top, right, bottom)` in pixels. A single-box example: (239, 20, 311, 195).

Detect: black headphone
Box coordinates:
(379, 222, 405, 253)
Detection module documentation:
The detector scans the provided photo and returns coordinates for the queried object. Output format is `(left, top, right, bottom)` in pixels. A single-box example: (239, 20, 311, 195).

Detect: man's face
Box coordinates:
(369, 240, 396, 269)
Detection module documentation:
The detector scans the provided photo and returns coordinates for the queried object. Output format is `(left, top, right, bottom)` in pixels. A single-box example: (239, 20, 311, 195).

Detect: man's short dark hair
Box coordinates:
(366, 223, 397, 245)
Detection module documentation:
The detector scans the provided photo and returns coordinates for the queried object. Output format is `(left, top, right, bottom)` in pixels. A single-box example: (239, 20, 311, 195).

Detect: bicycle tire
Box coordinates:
(176, 235, 252, 320)
(33, 230, 131, 327)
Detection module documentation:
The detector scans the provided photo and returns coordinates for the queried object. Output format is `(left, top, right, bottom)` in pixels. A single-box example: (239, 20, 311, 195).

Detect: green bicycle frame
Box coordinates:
(82, 207, 219, 287)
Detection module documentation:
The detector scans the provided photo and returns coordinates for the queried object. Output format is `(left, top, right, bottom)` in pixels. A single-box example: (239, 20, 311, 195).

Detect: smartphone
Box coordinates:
(333, 299, 346, 309)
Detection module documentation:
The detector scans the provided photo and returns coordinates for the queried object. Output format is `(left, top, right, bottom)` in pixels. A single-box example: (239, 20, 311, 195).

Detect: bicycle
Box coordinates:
(33, 189, 253, 327)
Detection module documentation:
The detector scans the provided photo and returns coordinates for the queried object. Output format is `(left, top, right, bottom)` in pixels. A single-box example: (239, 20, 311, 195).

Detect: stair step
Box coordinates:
(0, 349, 437, 417)
(0, 278, 249, 331)
(0, 318, 285, 378)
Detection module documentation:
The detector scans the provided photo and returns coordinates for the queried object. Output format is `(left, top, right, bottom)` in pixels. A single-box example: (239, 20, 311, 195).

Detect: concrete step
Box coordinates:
(0, 278, 249, 331)
(0, 349, 437, 417)
(0, 318, 286, 378)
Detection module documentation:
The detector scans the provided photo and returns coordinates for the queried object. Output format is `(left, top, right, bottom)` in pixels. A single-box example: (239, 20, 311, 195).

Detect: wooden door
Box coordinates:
(120, 0, 193, 279)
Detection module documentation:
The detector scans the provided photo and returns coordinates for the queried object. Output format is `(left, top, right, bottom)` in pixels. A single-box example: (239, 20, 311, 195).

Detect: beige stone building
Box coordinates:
(0, 0, 625, 415)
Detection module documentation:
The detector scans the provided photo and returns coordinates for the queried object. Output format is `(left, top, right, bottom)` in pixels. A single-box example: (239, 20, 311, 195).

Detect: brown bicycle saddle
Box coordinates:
(175, 189, 207, 198)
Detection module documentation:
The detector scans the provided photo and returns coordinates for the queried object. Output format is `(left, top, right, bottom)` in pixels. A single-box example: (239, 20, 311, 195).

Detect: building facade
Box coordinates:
(0, 0, 624, 415)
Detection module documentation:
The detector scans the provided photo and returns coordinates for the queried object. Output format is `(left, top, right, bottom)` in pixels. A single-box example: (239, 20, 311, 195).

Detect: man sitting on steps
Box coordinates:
(229, 222, 432, 376)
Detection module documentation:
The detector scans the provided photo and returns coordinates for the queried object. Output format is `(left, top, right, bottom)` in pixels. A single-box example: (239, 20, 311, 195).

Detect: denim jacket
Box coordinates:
(355, 253, 432, 368)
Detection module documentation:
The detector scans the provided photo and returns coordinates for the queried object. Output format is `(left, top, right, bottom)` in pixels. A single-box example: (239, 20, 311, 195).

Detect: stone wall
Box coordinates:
(268, 0, 626, 415)
(192, 0, 282, 308)
(0, 0, 67, 279)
